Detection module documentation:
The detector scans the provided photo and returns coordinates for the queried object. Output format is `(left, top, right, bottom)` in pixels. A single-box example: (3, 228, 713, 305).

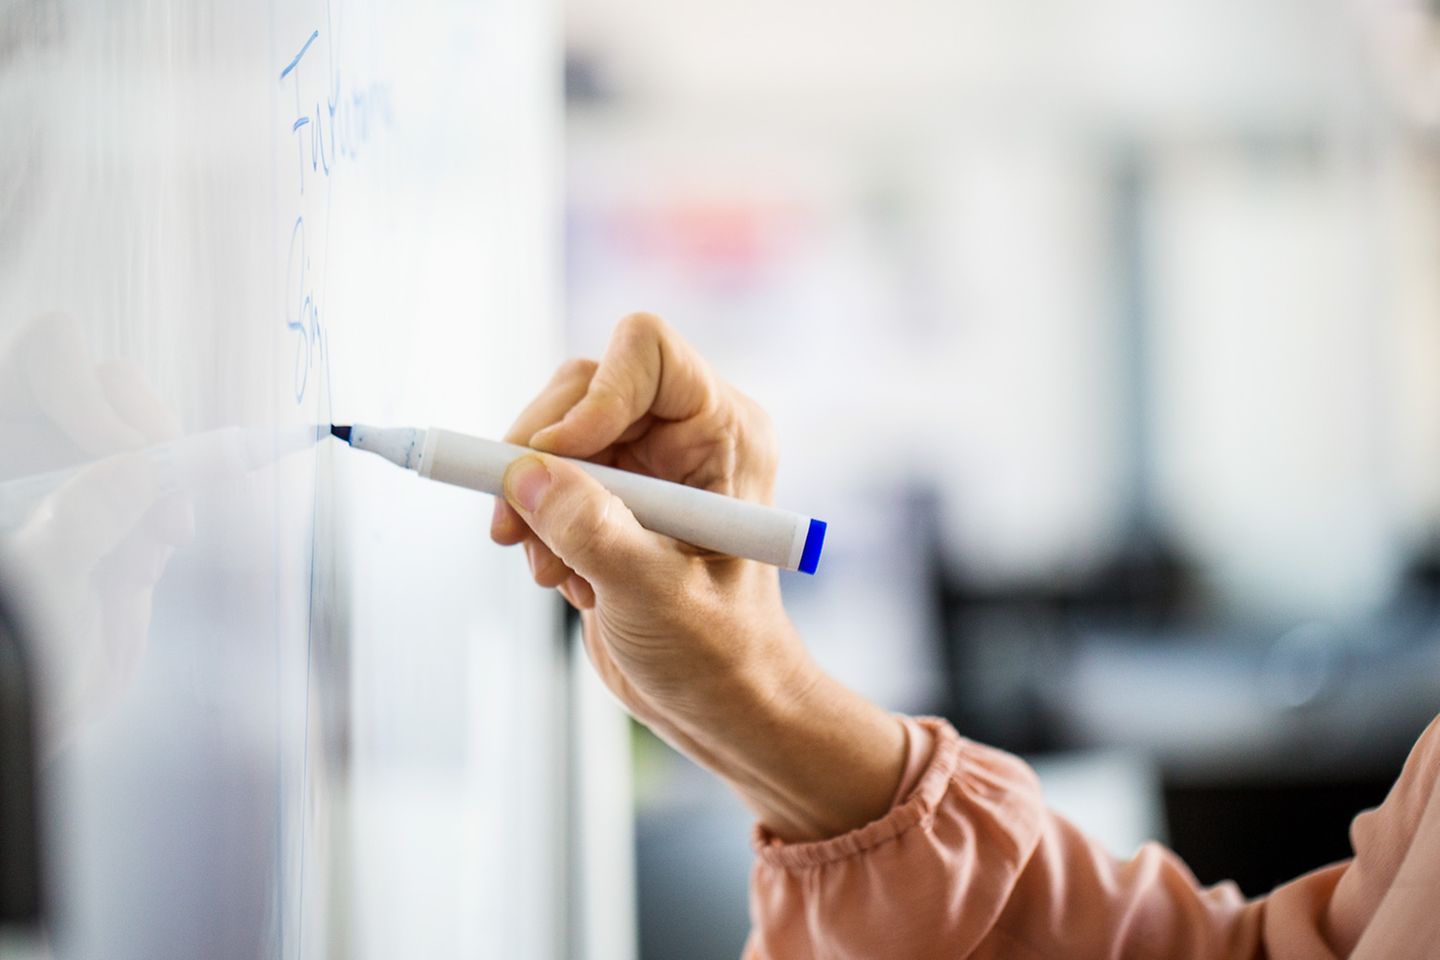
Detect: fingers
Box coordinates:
(615, 416, 740, 496)
(493, 315, 728, 600)
(491, 359, 599, 547)
(492, 318, 711, 545)
(503, 358, 597, 445)
(524, 538, 571, 589)
(498, 479, 598, 608)
(565, 575, 596, 609)
(529, 313, 717, 460)
(513, 525, 596, 609)
(491, 492, 527, 543)
(556, 573, 596, 611)
(502, 453, 669, 589)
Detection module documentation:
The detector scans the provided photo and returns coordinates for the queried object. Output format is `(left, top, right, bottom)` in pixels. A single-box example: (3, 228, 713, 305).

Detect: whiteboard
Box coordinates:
(0, 1, 563, 957)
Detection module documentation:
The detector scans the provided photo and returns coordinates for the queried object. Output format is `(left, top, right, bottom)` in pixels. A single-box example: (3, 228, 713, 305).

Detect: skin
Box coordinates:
(489, 313, 905, 843)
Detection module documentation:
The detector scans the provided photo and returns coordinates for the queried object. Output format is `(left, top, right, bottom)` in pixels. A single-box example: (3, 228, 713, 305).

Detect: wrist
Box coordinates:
(673, 629, 906, 843)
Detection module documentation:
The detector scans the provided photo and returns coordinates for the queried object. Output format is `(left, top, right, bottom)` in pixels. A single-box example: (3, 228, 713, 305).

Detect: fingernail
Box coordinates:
(506, 457, 552, 513)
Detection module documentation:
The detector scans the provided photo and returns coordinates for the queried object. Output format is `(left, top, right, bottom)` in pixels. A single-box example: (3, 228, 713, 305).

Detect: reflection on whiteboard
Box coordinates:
(0, 1, 561, 958)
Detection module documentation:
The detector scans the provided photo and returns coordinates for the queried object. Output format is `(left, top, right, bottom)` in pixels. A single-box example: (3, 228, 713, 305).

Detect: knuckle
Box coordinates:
(587, 375, 633, 413)
(715, 408, 743, 477)
(559, 490, 617, 562)
(556, 357, 598, 383)
(724, 388, 780, 487)
(618, 311, 664, 340)
(535, 554, 570, 588)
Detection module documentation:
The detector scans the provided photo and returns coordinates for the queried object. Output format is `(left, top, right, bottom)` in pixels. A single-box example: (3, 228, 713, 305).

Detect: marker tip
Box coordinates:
(330, 424, 352, 443)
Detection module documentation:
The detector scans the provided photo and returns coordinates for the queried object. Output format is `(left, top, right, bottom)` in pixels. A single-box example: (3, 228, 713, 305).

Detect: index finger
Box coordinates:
(502, 358, 599, 446)
(528, 313, 716, 460)
(492, 359, 600, 545)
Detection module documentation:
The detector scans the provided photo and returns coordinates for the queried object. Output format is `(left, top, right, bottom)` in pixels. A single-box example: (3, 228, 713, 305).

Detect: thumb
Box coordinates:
(502, 454, 668, 587)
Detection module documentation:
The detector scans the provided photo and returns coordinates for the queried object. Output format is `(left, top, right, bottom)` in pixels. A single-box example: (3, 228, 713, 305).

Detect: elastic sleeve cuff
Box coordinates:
(889, 714, 937, 808)
(751, 716, 967, 870)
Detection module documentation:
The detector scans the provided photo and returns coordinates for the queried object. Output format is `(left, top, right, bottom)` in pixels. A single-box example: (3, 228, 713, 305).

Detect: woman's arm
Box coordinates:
(747, 713, 1440, 960)
(746, 714, 1263, 960)
(492, 314, 1432, 959)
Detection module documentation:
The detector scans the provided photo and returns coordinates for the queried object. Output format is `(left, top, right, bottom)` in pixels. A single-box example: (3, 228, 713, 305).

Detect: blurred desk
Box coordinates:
(1053, 629, 1440, 781)
(1045, 626, 1440, 893)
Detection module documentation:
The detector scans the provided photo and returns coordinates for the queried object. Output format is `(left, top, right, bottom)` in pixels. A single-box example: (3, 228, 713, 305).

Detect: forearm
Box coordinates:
(669, 639, 906, 843)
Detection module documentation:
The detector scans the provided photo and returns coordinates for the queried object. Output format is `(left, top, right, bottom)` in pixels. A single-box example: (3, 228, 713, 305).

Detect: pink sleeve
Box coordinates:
(743, 714, 1437, 960)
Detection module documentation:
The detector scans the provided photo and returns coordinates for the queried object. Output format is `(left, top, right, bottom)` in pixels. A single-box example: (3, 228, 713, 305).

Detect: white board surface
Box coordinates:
(0, 2, 564, 957)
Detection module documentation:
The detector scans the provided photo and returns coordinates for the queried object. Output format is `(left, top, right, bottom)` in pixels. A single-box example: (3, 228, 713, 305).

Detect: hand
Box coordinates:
(490, 313, 799, 732)
(491, 314, 905, 841)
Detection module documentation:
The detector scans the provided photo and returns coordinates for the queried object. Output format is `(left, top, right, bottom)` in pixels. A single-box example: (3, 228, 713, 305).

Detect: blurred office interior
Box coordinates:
(562, 1, 1440, 957)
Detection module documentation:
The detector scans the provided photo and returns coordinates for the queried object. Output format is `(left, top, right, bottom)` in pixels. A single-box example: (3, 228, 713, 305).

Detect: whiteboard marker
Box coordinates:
(331, 424, 827, 574)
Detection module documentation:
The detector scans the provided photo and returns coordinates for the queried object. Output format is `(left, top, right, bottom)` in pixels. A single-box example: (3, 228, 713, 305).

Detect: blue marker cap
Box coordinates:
(798, 518, 827, 575)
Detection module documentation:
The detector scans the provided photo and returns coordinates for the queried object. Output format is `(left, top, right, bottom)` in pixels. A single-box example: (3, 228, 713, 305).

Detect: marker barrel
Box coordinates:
(418, 428, 825, 573)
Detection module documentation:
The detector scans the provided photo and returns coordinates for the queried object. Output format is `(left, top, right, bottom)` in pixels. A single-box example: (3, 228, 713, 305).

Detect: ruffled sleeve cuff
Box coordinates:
(750, 715, 1040, 871)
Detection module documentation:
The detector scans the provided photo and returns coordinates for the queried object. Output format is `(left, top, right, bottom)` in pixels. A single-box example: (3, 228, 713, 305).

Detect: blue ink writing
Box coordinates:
(277, 26, 390, 405)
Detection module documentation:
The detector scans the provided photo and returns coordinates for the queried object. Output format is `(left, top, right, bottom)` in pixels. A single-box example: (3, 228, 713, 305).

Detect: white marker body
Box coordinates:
(348, 425, 819, 572)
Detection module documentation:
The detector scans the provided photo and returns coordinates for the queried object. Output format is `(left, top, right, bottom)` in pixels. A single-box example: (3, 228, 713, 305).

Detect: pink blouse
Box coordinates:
(746, 713, 1440, 959)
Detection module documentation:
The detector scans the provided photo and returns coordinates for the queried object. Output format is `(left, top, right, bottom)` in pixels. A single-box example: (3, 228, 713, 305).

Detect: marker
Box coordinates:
(331, 424, 827, 574)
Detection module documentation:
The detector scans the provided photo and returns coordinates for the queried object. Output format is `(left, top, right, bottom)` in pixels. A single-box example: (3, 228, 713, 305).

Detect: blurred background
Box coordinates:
(562, 0, 1440, 957)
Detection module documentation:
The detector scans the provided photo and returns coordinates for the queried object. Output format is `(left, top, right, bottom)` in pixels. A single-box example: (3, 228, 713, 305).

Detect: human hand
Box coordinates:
(491, 314, 904, 841)
(489, 314, 808, 742)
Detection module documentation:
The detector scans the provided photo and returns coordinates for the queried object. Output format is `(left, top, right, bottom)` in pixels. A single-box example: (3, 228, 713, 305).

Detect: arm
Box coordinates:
(491, 314, 1423, 959)
(747, 713, 1440, 960)
(746, 716, 1262, 960)
(493, 315, 1256, 955)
